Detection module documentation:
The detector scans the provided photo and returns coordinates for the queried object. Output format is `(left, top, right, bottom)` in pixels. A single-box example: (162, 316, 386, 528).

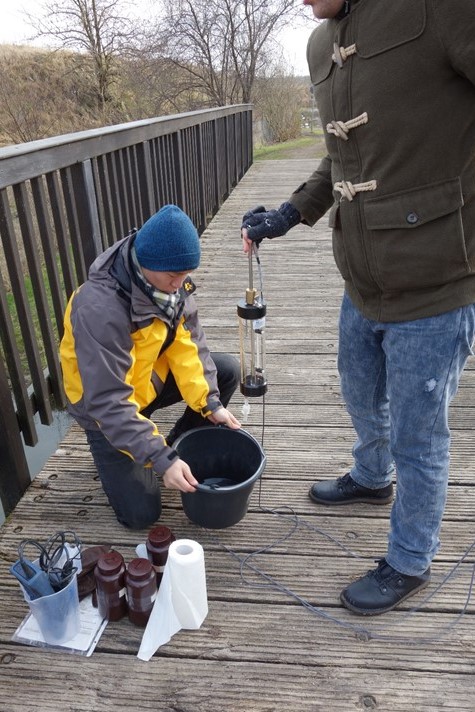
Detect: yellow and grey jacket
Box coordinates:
(60, 234, 221, 475)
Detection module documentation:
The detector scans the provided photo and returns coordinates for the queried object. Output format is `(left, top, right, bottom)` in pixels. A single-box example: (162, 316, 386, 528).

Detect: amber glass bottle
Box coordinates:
(146, 525, 175, 586)
(125, 558, 158, 627)
(94, 550, 128, 621)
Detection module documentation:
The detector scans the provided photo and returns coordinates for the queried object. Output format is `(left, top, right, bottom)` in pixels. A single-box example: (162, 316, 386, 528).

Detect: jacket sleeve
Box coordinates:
(288, 155, 335, 227)
(69, 296, 179, 476)
(165, 295, 222, 417)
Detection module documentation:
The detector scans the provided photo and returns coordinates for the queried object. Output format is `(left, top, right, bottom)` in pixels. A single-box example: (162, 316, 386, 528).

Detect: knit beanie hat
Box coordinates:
(134, 205, 201, 272)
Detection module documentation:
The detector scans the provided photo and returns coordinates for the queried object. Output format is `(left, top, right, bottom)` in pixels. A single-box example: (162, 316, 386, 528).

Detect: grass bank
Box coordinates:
(253, 131, 326, 161)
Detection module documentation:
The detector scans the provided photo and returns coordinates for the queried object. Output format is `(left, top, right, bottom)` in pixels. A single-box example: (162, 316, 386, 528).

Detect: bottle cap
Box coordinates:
(147, 525, 173, 547)
(127, 557, 154, 581)
(97, 550, 124, 575)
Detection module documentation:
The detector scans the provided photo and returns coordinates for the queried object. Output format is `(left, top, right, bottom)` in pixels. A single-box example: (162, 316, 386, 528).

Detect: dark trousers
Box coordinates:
(86, 353, 240, 529)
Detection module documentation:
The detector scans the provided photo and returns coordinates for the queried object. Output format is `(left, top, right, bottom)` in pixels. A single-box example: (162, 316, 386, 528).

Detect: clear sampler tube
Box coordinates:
(237, 249, 267, 397)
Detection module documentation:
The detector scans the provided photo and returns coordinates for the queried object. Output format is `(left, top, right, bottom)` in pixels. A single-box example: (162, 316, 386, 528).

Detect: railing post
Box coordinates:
(213, 119, 221, 212)
(173, 130, 186, 212)
(233, 113, 239, 186)
(62, 161, 103, 275)
(0, 355, 31, 516)
(79, 159, 103, 262)
(224, 115, 231, 199)
(196, 125, 206, 231)
(248, 109, 254, 168)
(137, 141, 155, 222)
(0, 189, 52, 428)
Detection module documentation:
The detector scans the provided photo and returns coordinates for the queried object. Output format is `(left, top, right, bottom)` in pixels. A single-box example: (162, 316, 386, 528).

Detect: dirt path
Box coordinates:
(255, 133, 327, 162)
(283, 133, 327, 159)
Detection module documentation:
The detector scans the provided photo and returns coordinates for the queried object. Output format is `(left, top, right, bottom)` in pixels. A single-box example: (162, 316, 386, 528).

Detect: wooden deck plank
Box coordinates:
(2, 545, 475, 619)
(2, 588, 475, 675)
(2, 505, 475, 574)
(1, 159, 475, 712)
(2, 651, 474, 712)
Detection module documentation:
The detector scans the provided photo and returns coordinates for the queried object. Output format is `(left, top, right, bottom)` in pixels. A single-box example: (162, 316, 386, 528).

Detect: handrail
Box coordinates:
(0, 106, 250, 188)
(0, 104, 253, 516)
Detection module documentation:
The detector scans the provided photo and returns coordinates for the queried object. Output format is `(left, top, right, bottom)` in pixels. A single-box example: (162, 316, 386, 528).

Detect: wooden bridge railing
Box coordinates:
(0, 104, 253, 516)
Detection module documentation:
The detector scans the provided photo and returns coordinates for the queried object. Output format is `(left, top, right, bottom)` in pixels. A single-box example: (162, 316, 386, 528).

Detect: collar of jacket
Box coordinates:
(128, 275, 196, 326)
(336, 0, 364, 19)
(336, 1, 351, 19)
(89, 234, 196, 325)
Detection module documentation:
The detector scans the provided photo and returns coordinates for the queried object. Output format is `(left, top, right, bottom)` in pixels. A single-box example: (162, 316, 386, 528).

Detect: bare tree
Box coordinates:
(254, 71, 307, 144)
(28, 0, 138, 111)
(151, 0, 301, 106)
(119, 55, 206, 118)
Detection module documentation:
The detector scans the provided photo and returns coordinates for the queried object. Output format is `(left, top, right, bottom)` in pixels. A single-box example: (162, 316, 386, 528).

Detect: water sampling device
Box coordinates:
(237, 243, 267, 405)
(175, 242, 268, 528)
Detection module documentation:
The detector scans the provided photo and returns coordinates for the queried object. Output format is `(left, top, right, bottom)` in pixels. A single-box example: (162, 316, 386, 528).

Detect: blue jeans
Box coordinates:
(86, 352, 240, 529)
(338, 293, 475, 575)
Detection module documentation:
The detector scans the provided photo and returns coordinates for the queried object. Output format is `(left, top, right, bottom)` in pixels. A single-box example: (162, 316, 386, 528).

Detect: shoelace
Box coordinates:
(337, 473, 360, 492)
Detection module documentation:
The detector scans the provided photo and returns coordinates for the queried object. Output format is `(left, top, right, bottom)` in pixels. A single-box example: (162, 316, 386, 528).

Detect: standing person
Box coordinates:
(242, 0, 475, 615)
(61, 204, 240, 529)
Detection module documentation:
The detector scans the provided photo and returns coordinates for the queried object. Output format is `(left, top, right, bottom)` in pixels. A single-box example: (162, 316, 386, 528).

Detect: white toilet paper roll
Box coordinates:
(137, 538, 208, 661)
(169, 539, 208, 630)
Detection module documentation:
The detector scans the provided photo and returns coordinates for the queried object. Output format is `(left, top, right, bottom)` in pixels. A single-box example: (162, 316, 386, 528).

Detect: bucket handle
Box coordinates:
(195, 482, 233, 492)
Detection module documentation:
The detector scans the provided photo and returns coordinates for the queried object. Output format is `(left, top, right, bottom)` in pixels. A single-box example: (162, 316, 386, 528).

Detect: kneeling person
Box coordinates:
(60, 204, 240, 529)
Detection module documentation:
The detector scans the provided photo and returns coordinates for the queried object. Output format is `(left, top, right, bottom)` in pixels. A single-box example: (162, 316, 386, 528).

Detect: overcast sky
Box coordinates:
(0, 1, 315, 76)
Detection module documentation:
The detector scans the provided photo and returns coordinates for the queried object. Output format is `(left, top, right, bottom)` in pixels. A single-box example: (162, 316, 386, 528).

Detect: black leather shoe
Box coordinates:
(340, 559, 431, 615)
(308, 473, 393, 505)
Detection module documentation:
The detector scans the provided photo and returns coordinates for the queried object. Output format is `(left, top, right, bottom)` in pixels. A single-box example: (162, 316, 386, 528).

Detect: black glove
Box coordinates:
(241, 202, 301, 243)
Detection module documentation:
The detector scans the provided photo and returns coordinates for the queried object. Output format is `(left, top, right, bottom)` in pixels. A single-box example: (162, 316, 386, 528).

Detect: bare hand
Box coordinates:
(208, 406, 241, 429)
(163, 458, 199, 492)
(242, 227, 253, 255)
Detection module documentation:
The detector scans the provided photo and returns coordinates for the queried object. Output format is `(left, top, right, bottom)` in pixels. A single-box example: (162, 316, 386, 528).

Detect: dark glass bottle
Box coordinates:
(146, 525, 175, 586)
(125, 558, 158, 627)
(94, 550, 128, 621)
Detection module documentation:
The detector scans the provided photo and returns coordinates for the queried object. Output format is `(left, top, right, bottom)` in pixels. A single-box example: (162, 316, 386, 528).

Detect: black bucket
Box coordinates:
(174, 426, 266, 529)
